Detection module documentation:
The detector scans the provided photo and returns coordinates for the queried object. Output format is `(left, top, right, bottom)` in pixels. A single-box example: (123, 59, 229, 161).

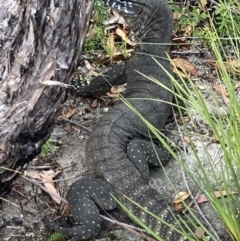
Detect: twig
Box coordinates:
(172, 36, 240, 40)
(100, 215, 147, 234)
(171, 50, 201, 54)
(37, 174, 85, 184)
(21, 176, 68, 203)
(0, 197, 20, 207)
(172, 109, 221, 241)
(182, 190, 201, 215)
(28, 165, 52, 170)
(61, 117, 92, 132)
(60, 162, 80, 169)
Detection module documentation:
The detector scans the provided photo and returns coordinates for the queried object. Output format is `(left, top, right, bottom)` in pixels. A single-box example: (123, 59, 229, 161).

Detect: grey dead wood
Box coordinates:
(0, 0, 94, 196)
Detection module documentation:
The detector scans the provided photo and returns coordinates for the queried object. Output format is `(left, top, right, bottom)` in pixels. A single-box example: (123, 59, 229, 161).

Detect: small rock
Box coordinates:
(12, 217, 23, 226)
(103, 107, 109, 113)
(0, 214, 6, 228)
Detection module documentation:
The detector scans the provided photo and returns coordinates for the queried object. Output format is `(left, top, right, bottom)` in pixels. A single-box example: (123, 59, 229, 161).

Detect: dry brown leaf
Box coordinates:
(213, 84, 230, 104)
(86, 26, 96, 41)
(172, 67, 190, 79)
(84, 60, 92, 70)
(183, 135, 190, 143)
(207, 59, 240, 74)
(64, 108, 76, 119)
(213, 84, 229, 96)
(227, 59, 240, 74)
(41, 80, 69, 88)
(222, 95, 230, 105)
(174, 202, 184, 212)
(110, 86, 126, 94)
(112, 9, 126, 26)
(116, 27, 135, 46)
(234, 81, 240, 90)
(40, 173, 61, 204)
(103, 9, 126, 26)
(198, 0, 208, 10)
(24, 170, 41, 179)
(104, 24, 119, 34)
(103, 15, 120, 25)
(106, 92, 120, 98)
(99, 50, 133, 65)
(184, 25, 194, 36)
(196, 190, 238, 204)
(3, 237, 11, 241)
(91, 99, 99, 108)
(111, 9, 128, 28)
(24, 169, 61, 180)
(195, 226, 206, 240)
(41, 170, 62, 178)
(173, 191, 190, 204)
(206, 60, 218, 69)
(106, 33, 116, 55)
(173, 12, 182, 20)
(12, 187, 27, 199)
(107, 85, 126, 98)
(171, 58, 198, 77)
(173, 192, 190, 212)
(196, 194, 208, 204)
(172, 34, 191, 50)
(89, 69, 100, 77)
(111, 8, 120, 18)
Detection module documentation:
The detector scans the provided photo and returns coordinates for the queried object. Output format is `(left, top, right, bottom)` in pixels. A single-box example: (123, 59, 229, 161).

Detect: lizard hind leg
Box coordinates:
(44, 177, 117, 241)
(126, 139, 171, 182)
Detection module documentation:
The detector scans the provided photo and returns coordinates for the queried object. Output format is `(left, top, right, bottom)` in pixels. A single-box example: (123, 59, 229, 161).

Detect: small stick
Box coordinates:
(61, 117, 92, 132)
(37, 174, 84, 184)
(28, 165, 52, 170)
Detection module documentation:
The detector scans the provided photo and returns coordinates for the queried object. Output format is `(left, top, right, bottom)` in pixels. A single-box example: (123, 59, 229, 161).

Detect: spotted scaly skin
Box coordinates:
(44, 0, 191, 240)
(102, 0, 134, 13)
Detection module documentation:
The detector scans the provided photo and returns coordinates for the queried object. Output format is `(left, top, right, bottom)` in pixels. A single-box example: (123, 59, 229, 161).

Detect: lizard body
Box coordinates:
(44, 1, 192, 240)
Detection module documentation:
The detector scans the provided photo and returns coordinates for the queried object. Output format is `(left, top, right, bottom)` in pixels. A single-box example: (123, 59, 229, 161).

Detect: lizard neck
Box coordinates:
(123, 0, 173, 44)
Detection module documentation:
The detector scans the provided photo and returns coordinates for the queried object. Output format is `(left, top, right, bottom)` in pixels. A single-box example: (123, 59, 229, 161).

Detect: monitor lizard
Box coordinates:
(44, 0, 193, 240)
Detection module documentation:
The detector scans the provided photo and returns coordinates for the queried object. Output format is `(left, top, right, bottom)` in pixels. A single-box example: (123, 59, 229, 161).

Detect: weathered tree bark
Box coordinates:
(0, 0, 94, 196)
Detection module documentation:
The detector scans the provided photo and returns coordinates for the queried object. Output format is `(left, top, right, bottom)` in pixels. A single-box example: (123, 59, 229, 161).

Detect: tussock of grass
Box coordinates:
(40, 138, 53, 158)
(47, 231, 69, 241)
(117, 1, 240, 240)
(170, 9, 240, 239)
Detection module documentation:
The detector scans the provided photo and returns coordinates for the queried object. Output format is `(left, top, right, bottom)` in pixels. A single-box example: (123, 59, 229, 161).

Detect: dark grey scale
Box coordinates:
(126, 139, 171, 182)
(102, 0, 135, 14)
(70, 64, 126, 97)
(44, 177, 117, 241)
